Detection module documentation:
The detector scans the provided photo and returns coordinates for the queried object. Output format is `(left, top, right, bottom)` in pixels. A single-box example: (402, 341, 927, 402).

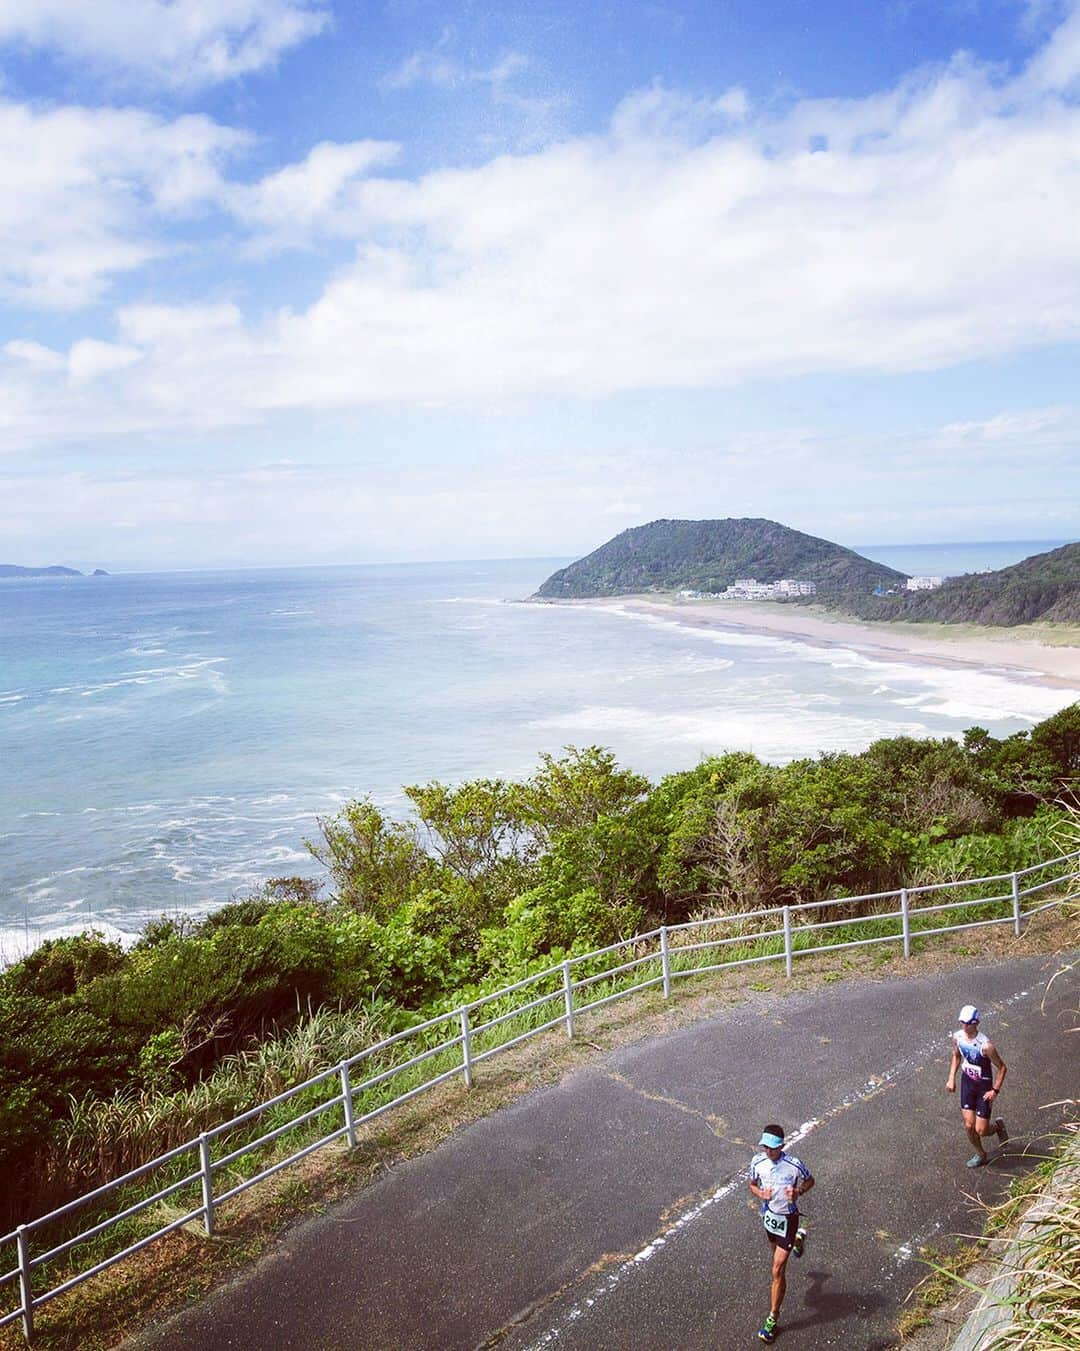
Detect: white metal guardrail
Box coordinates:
(2, 849, 1078, 1341)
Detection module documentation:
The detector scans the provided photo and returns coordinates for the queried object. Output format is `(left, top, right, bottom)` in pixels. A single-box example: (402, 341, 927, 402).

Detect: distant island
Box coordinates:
(0, 565, 108, 578)
(534, 519, 1080, 626)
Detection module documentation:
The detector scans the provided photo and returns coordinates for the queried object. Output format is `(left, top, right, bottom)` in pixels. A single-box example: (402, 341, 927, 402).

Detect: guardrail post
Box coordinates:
(459, 1006, 473, 1088)
(562, 960, 575, 1039)
(1011, 871, 1022, 936)
(16, 1224, 32, 1343)
(782, 906, 793, 978)
(340, 1061, 357, 1148)
(900, 888, 911, 959)
(199, 1133, 215, 1238)
(660, 926, 671, 998)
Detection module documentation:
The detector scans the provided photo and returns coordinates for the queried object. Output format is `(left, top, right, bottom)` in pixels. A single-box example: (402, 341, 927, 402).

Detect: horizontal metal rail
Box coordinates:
(470, 986, 564, 1037)
(471, 1013, 571, 1065)
(3, 849, 1077, 1342)
(576, 974, 665, 1014)
(573, 950, 658, 990)
(31, 1168, 203, 1272)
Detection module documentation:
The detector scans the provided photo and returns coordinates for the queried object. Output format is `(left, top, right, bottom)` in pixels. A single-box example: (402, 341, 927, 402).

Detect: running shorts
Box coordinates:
(763, 1211, 800, 1250)
(960, 1077, 994, 1118)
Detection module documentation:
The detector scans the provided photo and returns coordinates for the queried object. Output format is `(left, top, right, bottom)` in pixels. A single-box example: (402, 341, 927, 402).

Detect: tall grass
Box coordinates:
(58, 1001, 392, 1188)
(984, 1132, 1079, 1349)
(3, 857, 1075, 1335)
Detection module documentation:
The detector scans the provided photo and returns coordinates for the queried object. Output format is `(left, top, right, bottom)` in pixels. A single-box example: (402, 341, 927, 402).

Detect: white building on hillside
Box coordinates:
(721, 578, 817, 599)
(906, 575, 943, 591)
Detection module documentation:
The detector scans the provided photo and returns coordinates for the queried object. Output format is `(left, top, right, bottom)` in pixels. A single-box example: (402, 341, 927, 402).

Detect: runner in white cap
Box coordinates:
(747, 1124, 814, 1343)
(946, 1004, 1008, 1167)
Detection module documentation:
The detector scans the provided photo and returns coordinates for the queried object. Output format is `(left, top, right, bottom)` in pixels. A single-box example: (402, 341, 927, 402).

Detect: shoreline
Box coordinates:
(550, 596, 1080, 691)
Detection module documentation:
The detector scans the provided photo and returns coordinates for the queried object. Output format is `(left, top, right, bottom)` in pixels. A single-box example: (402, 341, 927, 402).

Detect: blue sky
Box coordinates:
(1, 0, 1078, 569)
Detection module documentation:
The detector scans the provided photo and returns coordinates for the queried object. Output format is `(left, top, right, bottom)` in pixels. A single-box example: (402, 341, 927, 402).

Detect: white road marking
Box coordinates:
(519, 987, 1036, 1348)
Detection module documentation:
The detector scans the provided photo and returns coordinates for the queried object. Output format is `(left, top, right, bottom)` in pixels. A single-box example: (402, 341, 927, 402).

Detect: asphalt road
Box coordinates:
(131, 952, 1078, 1351)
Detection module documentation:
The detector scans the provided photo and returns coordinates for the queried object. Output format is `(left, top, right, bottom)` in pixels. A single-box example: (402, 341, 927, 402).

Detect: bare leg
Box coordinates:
(975, 1115, 1003, 1144)
(770, 1245, 791, 1317)
(962, 1108, 986, 1158)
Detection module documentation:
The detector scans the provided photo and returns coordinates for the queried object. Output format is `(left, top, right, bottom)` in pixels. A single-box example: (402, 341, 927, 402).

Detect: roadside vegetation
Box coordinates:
(2, 704, 1077, 1242)
(901, 1118, 1079, 1348)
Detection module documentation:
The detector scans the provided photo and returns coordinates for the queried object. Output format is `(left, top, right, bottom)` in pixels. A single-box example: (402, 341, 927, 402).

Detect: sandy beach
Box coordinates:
(567, 596, 1080, 692)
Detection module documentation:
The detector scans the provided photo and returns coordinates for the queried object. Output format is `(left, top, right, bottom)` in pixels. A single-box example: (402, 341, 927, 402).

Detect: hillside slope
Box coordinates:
(535, 518, 906, 599)
(841, 540, 1080, 625)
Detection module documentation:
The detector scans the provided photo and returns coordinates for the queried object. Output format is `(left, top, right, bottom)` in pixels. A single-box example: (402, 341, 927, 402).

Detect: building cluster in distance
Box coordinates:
(679, 578, 818, 600)
(681, 574, 947, 602)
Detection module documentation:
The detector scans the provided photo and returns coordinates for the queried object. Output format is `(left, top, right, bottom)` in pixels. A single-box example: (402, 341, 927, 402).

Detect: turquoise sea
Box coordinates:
(1, 541, 1076, 958)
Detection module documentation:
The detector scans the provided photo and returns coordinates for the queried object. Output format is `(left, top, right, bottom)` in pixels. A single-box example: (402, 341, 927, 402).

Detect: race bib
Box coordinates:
(963, 1063, 984, 1081)
(763, 1210, 789, 1237)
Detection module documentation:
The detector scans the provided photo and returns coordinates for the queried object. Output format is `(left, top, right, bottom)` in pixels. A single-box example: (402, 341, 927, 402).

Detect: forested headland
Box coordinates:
(2, 705, 1077, 1230)
(534, 519, 1080, 626)
(535, 517, 903, 599)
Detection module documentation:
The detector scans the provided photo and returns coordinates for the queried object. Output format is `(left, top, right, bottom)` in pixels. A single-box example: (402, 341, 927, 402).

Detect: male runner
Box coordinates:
(747, 1125, 814, 1344)
(946, 1004, 1008, 1167)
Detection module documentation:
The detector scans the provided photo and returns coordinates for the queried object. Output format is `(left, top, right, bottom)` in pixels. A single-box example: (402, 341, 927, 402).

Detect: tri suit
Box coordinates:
(953, 1029, 994, 1118)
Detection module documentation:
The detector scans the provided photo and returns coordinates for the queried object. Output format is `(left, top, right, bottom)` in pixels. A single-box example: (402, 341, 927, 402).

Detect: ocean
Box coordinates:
(1, 541, 1076, 958)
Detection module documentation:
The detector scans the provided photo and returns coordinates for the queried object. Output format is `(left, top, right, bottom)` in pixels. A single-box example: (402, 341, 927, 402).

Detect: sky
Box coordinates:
(1, 0, 1079, 570)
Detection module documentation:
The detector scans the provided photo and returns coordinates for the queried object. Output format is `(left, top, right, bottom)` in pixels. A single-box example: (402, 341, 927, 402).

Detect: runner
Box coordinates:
(747, 1125, 814, 1344)
(946, 1004, 1008, 1168)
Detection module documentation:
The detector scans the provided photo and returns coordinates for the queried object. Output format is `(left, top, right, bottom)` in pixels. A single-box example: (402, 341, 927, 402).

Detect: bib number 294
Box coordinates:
(763, 1210, 789, 1238)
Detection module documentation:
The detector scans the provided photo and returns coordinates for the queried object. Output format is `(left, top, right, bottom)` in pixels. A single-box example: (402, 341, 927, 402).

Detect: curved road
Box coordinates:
(131, 952, 1078, 1350)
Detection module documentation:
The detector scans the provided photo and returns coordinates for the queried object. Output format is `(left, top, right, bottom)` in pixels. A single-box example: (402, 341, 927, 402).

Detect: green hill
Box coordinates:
(534, 518, 906, 599)
(842, 540, 1080, 625)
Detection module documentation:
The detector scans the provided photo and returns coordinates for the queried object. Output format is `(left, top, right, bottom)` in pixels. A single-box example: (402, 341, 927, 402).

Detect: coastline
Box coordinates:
(553, 596, 1080, 691)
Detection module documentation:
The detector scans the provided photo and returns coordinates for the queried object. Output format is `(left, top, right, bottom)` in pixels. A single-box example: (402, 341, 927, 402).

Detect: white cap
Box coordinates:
(958, 1004, 980, 1024)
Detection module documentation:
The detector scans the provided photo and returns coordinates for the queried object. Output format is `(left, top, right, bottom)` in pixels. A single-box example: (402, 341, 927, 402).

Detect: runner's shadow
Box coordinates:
(780, 1268, 893, 1342)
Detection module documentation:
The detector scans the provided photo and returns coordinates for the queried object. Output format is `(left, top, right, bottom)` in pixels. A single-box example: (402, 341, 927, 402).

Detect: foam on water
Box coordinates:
(529, 703, 930, 761)
(1, 556, 1075, 951)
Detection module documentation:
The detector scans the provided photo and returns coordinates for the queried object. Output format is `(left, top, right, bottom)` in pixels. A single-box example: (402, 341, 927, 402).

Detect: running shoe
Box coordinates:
(758, 1313, 778, 1343)
(996, 1119, 1008, 1146)
(966, 1153, 989, 1168)
(792, 1227, 807, 1259)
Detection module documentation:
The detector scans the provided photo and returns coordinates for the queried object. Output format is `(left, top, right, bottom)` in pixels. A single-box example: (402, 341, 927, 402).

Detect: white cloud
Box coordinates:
(227, 139, 401, 245)
(939, 407, 1070, 443)
(3, 340, 65, 371)
(2, 411, 1073, 567)
(68, 339, 143, 385)
(0, 0, 329, 91)
(381, 29, 528, 93)
(1021, 1, 1080, 91)
(0, 99, 246, 308)
(5, 8, 1080, 448)
(0, 461, 583, 566)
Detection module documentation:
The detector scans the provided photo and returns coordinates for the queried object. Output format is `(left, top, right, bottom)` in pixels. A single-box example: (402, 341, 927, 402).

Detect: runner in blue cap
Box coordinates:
(747, 1124, 814, 1343)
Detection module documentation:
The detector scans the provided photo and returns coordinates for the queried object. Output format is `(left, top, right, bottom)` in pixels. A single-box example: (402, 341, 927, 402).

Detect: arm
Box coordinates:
(748, 1174, 772, 1203)
(984, 1043, 1007, 1100)
(946, 1043, 960, 1092)
(793, 1173, 814, 1203)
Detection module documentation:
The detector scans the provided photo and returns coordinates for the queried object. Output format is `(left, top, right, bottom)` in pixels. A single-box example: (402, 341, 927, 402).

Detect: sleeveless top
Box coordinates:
(953, 1028, 992, 1084)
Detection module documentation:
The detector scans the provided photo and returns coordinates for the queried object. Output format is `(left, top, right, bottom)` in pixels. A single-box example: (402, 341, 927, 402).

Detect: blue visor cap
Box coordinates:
(758, 1132, 784, 1149)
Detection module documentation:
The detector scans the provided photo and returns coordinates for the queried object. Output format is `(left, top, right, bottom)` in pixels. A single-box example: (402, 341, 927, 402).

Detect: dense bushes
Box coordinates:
(1, 707, 1076, 1229)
